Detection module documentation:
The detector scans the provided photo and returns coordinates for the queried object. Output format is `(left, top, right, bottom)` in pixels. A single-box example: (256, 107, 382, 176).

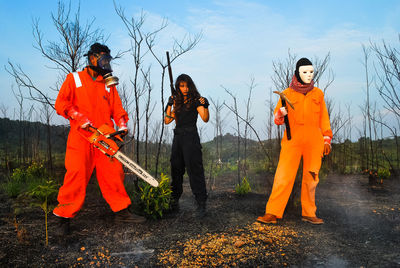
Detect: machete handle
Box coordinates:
(281, 98, 292, 140)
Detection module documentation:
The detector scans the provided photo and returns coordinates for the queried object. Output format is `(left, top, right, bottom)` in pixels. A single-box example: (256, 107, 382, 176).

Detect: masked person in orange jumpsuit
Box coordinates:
(257, 58, 332, 225)
(53, 43, 145, 235)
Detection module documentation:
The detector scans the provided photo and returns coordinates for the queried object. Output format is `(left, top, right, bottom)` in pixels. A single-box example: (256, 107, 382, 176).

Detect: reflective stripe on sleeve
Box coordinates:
(72, 72, 82, 88)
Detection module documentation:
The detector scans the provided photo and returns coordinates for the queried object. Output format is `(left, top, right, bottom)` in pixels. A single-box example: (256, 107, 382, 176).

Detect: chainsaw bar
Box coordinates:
(114, 151, 159, 187)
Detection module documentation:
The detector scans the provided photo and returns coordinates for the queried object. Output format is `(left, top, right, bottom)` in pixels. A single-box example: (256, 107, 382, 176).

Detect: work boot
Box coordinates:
(114, 208, 146, 223)
(195, 202, 207, 219)
(56, 217, 71, 236)
(302, 216, 324, 225)
(256, 213, 277, 224)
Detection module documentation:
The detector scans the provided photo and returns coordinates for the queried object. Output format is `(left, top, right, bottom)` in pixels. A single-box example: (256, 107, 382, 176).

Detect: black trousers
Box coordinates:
(170, 127, 207, 204)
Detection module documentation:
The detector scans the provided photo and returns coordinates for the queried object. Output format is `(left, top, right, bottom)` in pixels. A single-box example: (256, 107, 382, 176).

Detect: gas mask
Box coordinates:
(90, 54, 119, 88)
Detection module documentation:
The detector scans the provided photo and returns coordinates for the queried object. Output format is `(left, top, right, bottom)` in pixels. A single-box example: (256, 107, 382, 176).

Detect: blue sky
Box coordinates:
(1, 0, 399, 141)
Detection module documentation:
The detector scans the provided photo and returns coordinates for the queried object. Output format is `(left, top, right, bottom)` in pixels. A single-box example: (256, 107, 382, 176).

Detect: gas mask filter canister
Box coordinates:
(94, 54, 119, 88)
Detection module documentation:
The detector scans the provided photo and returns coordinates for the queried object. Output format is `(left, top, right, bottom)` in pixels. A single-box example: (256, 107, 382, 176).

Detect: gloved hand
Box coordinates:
(323, 136, 332, 155)
(167, 96, 174, 107)
(279, 107, 287, 116)
(274, 107, 287, 125)
(67, 107, 92, 129)
(197, 97, 209, 108)
(117, 117, 128, 137)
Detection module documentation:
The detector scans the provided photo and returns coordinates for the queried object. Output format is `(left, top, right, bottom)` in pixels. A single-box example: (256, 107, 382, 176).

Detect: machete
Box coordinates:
(273, 91, 295, 140)
(166, 51, 177, 97)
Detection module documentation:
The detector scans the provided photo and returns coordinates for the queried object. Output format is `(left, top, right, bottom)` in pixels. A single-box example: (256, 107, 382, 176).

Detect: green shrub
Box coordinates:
(378, 168, 391, 180)
(235, 177, 251, 195)
(130, 173, 172, 219)
(2, 162, 49, 198)
(2, 167, 27, 197)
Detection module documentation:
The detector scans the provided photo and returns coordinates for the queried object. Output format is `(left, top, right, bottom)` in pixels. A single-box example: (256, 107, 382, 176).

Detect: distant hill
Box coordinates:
(202, 132, 271, 163)
(5, 118, 396, 169)
(0, 118, 269, 164)
(0, 117, 69, 155)
(2, 118, 399, 177)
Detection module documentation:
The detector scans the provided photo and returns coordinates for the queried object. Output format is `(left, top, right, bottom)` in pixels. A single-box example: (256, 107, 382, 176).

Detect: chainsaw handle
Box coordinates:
(85, 124, 125, 144)
(108, 130, 126, 138)
(86, 125, 124, 138)
(86, 125, 93, 131)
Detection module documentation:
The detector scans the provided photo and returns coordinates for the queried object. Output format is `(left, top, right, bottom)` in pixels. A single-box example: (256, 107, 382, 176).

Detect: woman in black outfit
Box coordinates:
(164, 74, 209, 217)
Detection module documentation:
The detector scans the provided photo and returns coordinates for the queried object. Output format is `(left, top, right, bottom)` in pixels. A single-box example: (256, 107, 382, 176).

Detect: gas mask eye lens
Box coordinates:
(97, 54, 113, 71)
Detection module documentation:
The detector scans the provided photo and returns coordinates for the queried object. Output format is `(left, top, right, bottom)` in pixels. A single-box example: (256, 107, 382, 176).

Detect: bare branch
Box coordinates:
(6, 61, 55, 109)
(223, 102, 271, 162)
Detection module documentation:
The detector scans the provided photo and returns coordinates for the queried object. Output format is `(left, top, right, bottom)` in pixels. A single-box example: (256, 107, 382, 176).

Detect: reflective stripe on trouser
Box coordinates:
(53, 130, 131, 218)
(265, 125, 323, 218)
(170, 130, 207, 204)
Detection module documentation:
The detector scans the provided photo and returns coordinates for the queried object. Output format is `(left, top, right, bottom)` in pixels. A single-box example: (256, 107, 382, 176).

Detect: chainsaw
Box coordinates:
(80, 124, 159, 187)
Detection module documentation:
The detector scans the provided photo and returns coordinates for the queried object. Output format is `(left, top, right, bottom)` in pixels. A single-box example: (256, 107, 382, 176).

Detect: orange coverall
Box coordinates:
(53, 68, 131, 218)
(265, 87, 332, 218)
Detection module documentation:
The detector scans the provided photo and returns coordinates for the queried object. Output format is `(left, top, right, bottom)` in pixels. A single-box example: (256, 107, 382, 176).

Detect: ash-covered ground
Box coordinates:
(0, 174, 399, 267)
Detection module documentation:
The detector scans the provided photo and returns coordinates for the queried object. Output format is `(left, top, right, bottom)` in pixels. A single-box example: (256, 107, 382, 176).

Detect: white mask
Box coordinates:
(299, 65, 314, 84)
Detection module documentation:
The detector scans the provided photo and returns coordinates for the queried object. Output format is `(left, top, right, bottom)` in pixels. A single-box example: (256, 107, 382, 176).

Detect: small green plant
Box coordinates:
(1, 162, 57, 246)
(235, 177, 251, 195)
(130, 173, 172, 219)
(27, 179, 59, 246)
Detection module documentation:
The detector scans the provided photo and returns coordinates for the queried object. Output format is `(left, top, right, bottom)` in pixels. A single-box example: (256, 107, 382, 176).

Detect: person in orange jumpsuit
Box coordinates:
(53, 43, 145, 235)
(257, 58, 332, 225)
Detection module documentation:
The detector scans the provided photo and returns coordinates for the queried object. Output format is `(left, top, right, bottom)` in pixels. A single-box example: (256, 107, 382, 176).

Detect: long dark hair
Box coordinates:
(174, 74, 200, 113)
